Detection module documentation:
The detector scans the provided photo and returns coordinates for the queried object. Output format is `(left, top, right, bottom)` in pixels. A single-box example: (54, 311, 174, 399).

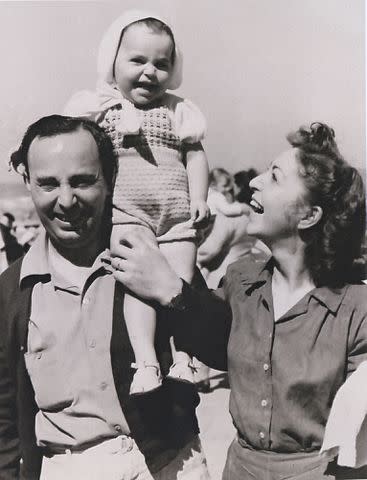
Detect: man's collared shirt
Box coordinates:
(21, 230, 130, 451)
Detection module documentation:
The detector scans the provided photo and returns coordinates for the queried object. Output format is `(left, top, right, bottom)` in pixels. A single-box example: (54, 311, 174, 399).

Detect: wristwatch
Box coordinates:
(166, 282, 187, 311)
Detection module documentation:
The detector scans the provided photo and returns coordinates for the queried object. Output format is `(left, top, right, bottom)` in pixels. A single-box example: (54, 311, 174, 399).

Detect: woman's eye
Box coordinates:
(131, 58, 144, 64)
(271, 172, 277, 182)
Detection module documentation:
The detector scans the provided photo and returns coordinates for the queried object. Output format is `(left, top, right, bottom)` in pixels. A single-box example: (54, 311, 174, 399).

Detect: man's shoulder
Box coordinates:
(0, 257, 23, 297)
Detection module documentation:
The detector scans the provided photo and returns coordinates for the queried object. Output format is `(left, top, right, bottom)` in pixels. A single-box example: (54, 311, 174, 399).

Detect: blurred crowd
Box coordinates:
(0, 212, 40, 273)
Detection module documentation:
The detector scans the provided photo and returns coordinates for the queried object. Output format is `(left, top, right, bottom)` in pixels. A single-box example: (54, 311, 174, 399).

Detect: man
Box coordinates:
(0, 213, 24, 273)
(0, 115, 209, 480)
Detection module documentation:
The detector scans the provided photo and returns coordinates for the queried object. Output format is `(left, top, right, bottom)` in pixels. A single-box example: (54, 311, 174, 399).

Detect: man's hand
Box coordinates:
(110, 227, 183, 306)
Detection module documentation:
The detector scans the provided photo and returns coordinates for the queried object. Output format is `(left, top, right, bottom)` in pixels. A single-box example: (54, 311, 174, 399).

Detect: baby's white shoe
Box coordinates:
(130, 362, 162, 396)
(167, 360, 196, 384)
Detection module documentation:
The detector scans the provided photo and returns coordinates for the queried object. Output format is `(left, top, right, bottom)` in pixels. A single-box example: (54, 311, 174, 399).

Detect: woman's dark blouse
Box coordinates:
(174, 259, 367, 453)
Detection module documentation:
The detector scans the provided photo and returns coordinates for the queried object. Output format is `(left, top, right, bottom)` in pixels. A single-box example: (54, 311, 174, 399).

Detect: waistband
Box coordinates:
(44, 435, 135, 456)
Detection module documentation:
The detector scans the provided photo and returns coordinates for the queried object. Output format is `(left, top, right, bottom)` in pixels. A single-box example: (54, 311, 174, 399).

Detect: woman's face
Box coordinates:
(247, 149, 309, 243)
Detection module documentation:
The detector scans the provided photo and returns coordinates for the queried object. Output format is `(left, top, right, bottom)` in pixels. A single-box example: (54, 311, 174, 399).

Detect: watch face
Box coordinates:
(168, 292, 186, 311)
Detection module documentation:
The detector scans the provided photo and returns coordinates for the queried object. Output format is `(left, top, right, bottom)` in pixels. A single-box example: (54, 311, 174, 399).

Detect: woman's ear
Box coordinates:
(298, 205, 323, 230)
(24, 174, 31, 191)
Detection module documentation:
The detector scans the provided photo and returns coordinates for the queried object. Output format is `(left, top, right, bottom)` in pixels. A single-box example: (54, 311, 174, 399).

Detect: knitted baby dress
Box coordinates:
(100, 96, 205, 239)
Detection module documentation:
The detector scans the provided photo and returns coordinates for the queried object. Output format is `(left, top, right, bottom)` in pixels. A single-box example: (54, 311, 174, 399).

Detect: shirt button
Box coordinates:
(100, 382, 108, 390)
(259, 431, 265, 439)
(89, 340, 96, 348)
(263, 363, 269, 371)
(261, 399, 268, 407)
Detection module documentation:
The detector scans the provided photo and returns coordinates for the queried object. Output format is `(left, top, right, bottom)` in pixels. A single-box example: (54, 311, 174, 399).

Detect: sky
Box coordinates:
(0, 0, 365, 191)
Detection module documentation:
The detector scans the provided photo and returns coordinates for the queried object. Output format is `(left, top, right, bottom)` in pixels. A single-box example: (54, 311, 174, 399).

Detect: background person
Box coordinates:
(0, 212, 24, 273)
(198, 169, 269, 290)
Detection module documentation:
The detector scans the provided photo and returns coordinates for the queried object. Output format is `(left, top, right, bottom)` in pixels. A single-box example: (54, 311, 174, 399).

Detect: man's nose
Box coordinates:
(58, 185, 76, 209)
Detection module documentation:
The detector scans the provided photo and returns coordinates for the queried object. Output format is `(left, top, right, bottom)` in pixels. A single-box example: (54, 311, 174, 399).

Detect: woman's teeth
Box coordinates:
(250, 199, 264, 214)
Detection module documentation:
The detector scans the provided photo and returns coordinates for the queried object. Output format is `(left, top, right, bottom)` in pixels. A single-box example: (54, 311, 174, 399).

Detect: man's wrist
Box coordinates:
(159, 278, 184, 308)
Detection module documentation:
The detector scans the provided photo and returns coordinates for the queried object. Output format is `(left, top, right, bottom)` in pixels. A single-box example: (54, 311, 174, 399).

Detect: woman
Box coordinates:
(111, 122, 367, 479)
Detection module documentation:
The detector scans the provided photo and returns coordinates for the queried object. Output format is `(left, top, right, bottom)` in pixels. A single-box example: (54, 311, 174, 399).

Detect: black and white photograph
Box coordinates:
(0, 1, 366, 479)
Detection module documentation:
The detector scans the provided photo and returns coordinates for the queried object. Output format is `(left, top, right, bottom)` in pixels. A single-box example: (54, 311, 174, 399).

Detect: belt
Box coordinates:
(44, 435, 134, 456)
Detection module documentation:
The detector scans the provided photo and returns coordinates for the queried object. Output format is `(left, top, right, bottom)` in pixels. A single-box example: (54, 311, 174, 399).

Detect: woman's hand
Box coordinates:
(110, 227, 183, 305)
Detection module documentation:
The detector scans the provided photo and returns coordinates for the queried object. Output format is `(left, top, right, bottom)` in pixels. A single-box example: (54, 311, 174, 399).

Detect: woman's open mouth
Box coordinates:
(250, 198, 264, 214)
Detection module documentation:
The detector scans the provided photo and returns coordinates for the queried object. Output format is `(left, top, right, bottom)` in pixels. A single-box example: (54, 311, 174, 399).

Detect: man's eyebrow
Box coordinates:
(35, 175, 57, 183)
(69, 173, 99, 183)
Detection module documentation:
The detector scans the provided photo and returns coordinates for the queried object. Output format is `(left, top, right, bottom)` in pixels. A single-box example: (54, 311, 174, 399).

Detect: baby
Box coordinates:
(65, 10, 210, 395)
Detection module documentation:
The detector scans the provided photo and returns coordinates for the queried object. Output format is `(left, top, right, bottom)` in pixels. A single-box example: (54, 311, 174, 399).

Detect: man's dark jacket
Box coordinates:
(0, 258, 200, 480)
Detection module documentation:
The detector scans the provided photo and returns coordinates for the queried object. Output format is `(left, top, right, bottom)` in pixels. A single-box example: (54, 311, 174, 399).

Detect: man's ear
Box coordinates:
(298, 205, 323, 230)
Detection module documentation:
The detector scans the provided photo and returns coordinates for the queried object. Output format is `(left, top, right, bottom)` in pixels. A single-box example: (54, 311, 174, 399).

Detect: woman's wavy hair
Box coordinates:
(287, 122, 366, 287)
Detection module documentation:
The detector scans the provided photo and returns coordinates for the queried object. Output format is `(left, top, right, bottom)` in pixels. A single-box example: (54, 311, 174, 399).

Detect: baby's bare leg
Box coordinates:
(159, 240, 196, 283)
(111, 225, 160, 393)
(159, 240, 197, 377)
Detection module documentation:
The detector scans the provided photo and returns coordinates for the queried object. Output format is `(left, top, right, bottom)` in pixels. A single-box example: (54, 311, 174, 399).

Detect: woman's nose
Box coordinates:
(58, 186, 76, 209)
(249, 175, 261, 191)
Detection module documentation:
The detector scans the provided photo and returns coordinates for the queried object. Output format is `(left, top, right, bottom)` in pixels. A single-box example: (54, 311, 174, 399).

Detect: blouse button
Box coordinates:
(261, 399, 268, 407)
(263, 363, 269, 371)
(259, 431, 265, 439)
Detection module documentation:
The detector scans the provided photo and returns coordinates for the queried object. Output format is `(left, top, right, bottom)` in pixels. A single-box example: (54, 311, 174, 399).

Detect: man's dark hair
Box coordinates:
(10, 115, 117, 192)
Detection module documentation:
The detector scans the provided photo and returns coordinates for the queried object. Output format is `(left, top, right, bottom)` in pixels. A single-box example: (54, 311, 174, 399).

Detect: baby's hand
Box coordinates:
(190, 199, 211, 226)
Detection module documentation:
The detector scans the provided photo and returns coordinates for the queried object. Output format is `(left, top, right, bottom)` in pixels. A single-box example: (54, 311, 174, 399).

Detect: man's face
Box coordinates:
(27, 128, 108, 255)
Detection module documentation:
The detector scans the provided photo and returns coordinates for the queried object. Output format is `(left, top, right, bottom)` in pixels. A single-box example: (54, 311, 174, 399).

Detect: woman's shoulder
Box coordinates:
(343, 283, 367, 309)
(225, 258, 269, 285)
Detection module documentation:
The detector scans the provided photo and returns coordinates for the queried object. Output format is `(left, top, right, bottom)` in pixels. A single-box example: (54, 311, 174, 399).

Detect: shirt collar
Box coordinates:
(239, 258, 273, 290)
(310, 286, 348, 314)
(238, 257, 347, 315)
(20, 229, 110, 292)
(20, 228, 50, 285)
